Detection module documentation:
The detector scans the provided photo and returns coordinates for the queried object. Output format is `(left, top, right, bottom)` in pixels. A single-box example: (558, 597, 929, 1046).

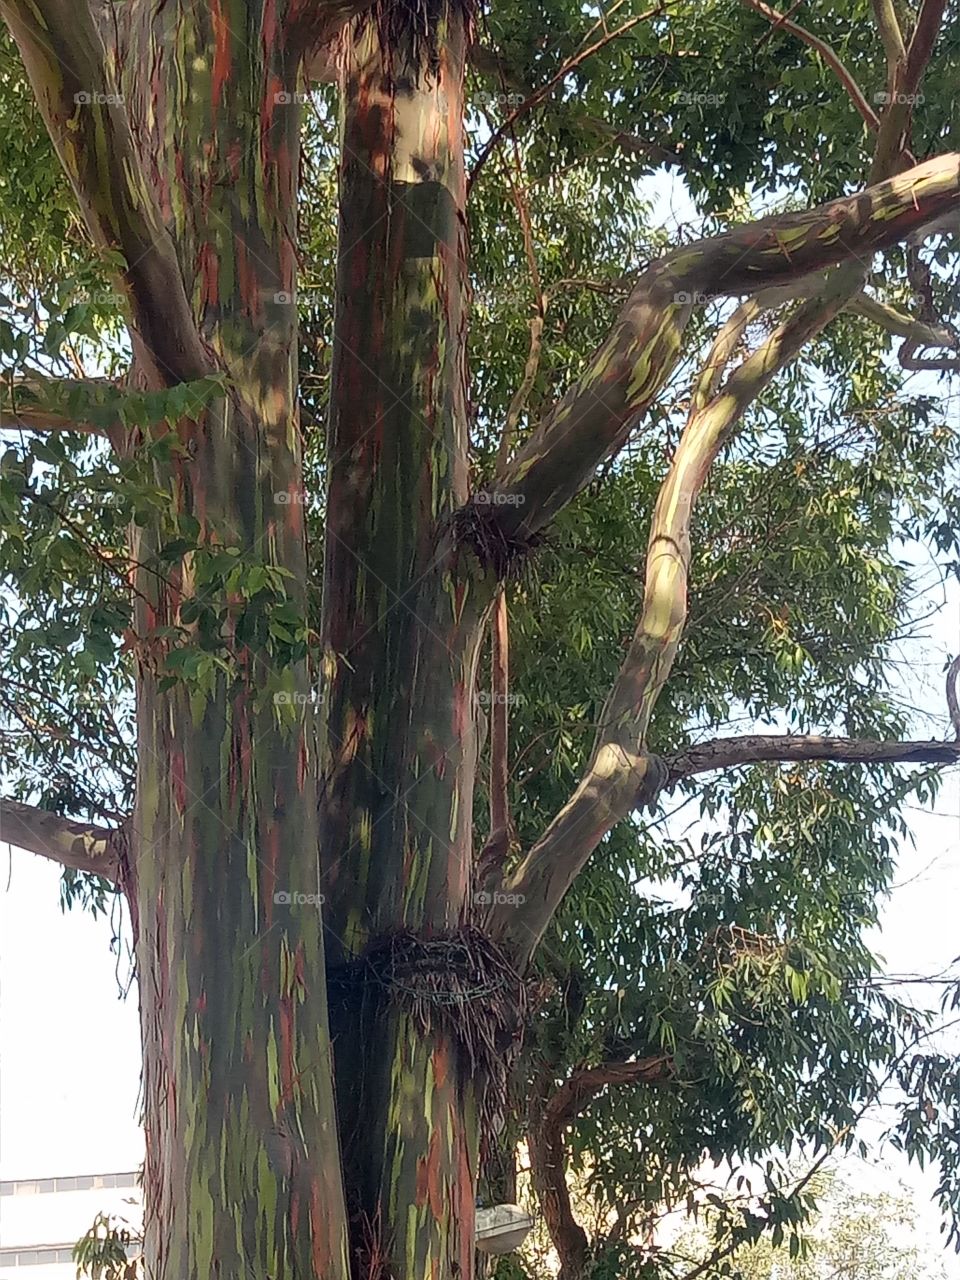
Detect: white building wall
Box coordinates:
(0, 1173, 142, 1280)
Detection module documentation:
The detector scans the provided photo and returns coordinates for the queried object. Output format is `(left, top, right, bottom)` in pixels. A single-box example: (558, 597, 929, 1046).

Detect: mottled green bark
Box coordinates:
(318, 11, 491, 1278)
(115, 6, 350, 1276)
(319, 11, 485, 959)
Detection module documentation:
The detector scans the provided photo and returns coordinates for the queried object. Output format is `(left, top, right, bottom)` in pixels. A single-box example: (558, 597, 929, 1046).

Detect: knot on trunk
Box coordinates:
(450, 497, 541, 579)
(327, 927, 535, 1134)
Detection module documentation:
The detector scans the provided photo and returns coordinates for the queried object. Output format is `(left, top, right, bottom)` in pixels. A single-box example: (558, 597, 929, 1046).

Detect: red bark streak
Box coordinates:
(198, 241, 219, 309)
(426, 1128, 444, 1220)
(457, 1129, 474, 1278)
(210, 0, 231, 110)
(262, 0, 278, 56)
(297, 737, 308, 792)
(262, 76, 281, 142)
(309, 1182, 330, 1274)
(226, 139, 243, 185)
(433, 1041, 450, 1088)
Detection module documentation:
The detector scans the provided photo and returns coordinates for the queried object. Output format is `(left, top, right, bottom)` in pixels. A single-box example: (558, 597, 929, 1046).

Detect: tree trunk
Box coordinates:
(317, 9, 494, 1278)
(116, 5, 352, 1275)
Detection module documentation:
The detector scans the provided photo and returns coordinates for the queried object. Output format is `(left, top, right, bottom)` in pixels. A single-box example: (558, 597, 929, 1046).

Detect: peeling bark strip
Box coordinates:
(484, 153, 960, 537)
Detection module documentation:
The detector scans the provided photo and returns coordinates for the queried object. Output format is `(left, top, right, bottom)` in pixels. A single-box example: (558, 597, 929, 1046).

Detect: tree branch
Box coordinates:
(469, 6, 669, 193)
(491, 274, 859, 962)
(871, 0, 907, 78)
(664, 734, 960, 785)
(529, 1056, 672, 1278)
(0, 376, 119, 439)
(946, 656, 960, 740)
(0, 798, 121, 880)
(468, 42, 685, 175)
(848, 292, 960, 370)
(0, 0, 212, 387)
(740, 0, 880, 132)
(476, 152, 959, 541)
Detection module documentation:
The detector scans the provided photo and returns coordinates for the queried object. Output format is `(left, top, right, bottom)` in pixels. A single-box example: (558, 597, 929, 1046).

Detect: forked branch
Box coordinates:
(478, 153, 960, 540)
(491, 276, 858, 962)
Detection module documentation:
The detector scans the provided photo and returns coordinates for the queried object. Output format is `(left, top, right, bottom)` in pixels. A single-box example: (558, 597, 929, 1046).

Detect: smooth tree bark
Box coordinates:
(1, 1, 959, 1278)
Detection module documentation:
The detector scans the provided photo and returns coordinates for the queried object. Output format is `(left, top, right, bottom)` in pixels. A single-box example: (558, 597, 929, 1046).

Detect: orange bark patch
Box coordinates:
(426, 1127, 445, 1221)
(432, 1041, 451, 1089)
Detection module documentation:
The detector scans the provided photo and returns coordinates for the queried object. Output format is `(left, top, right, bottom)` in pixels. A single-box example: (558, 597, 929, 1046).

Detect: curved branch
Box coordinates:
(664, 734, 960, 785)
(0, 798, 121, 880)
(492, 275, 857, 962)
(740, 0, 880, 132)
(478, 152, 960, 540)
(0, 0, 211, 386)
(848, 292, 960, 370)
(529, 1056, 672, 1278)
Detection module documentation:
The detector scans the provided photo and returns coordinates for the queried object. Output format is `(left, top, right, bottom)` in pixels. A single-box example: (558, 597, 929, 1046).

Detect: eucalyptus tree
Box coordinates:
(1, 2, 960, 1279)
